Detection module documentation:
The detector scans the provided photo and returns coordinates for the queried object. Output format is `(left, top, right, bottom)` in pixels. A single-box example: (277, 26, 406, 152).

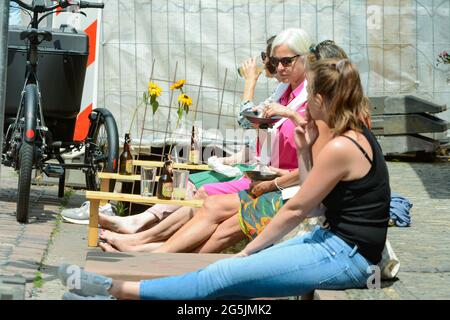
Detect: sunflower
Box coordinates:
(178, 93, 192, 107)
(170, 79, 186, 90)
(148, 82, 162, 97)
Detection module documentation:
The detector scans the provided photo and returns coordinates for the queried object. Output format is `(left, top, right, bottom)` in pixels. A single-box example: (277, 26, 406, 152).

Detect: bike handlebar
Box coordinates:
(79, 1, 105, 9)
(11, 0, 104, 13)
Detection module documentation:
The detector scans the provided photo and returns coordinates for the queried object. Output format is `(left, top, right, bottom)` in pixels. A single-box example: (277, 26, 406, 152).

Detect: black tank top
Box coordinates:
(322, 126, 390, 265)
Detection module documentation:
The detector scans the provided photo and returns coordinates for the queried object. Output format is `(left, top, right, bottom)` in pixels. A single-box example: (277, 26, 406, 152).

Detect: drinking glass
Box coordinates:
(237, 57, 264, 78)
(141, 167, 157, 196)
(172, 170, 190, 200)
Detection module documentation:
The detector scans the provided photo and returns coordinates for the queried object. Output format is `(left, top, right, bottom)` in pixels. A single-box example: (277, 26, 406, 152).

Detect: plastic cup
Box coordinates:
(172, 170, 189, 200)
(140, 167, 157, 196)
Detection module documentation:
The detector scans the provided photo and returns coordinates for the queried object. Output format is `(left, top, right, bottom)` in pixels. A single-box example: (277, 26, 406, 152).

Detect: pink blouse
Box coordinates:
(203, 81, 307, 196)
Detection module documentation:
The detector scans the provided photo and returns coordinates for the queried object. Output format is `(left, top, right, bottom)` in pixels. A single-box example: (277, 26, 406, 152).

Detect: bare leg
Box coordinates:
(100, 205, 197, 250)
(99, 241, 164, 253)
(98, 184, 207, 234)
(99, 187, 210, 249)
(98, 207, 162, 234)
(196, 214, 246, 253)
(109, 280, 141, 300)
(152, 194, 241, 253)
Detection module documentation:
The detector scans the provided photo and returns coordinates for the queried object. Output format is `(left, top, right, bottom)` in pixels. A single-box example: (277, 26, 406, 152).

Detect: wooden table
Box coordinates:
(133, 160, 211, 171)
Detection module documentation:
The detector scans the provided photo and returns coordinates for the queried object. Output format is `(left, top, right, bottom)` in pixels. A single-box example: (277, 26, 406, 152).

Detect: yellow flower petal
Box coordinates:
(170, 79, 186, 90)
(178, 93, 192, 107)
(148, 82, 162, 97)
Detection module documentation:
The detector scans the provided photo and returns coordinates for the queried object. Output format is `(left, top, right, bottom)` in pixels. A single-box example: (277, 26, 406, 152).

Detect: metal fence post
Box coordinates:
(0, 1, 10, 178)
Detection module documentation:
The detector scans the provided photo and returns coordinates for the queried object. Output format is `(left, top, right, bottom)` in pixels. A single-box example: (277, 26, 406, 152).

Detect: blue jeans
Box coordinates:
(140, 226, 372, 299)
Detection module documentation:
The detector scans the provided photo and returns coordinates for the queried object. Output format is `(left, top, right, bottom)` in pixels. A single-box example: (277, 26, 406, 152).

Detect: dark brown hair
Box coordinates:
(265, 35, 277, 74)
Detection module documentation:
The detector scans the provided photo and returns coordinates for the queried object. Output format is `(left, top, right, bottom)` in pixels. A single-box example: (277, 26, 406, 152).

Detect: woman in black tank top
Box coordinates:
(241, 58, 390, 265)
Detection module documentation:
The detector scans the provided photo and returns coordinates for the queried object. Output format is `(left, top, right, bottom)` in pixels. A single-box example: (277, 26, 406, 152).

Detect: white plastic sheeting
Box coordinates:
(96, 0, 450, 144)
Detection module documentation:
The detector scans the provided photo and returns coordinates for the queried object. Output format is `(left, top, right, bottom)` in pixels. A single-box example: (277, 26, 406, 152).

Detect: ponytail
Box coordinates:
(308, 59, 369, 135)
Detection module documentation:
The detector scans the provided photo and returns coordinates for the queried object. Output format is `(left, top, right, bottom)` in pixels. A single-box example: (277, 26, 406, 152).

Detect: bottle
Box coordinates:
(119, 133, 133, 175)
(156, 157, 174, 200)
(188, 126, 200, 165)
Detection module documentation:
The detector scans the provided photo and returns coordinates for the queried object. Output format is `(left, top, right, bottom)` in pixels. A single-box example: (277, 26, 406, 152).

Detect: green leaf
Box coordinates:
(152, 101, 159, 114)
(177, 106, 183, 120)
(150, 94, 156, 104)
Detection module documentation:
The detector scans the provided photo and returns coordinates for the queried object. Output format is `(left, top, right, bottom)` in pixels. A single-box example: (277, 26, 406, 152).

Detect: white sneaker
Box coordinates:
(60, 201, 115, 225)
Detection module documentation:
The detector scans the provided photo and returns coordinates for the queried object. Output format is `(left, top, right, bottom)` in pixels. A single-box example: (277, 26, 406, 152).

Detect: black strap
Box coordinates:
(341, 135, 373, 165)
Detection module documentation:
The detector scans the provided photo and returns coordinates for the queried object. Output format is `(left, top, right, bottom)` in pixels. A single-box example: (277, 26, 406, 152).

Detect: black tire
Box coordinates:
(17, 142, 34, 223)
(85, 108, 119, 191)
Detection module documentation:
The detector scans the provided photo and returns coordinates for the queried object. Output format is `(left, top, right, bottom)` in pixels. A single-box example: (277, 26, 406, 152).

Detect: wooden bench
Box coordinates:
(85, 251, 299, 300)
(85, 250, 233, 281)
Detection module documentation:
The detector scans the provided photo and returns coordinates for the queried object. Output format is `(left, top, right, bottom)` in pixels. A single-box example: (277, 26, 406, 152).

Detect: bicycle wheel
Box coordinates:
(16, 83, 39, 223)
(84, 108, 119, 191)
(17, 142, 34, 223)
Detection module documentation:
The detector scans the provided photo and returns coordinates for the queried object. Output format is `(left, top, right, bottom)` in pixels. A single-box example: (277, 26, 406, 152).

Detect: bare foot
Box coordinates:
(99, 242, 120, 253)
(99, 230, 142, 252)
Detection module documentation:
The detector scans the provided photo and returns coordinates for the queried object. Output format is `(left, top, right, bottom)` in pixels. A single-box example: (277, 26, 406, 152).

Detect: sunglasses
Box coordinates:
(309, 40, 336, 59)
(269, 55, 300, 68)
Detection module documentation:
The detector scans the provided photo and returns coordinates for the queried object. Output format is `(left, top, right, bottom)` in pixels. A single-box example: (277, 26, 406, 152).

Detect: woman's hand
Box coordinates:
(240, 58, 262, 81)
(263, 103, 294, 119)
(249, 180, 276, 198)
(294, 110, 319, 151)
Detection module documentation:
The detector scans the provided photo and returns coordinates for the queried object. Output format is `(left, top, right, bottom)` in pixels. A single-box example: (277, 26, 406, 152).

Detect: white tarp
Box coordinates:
(96, 0, 450, 144)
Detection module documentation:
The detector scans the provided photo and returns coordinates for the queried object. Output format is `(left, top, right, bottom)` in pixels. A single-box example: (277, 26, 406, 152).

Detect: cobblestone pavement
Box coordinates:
(1, 161, 449, 300)
(344, 161, 450, 300)
(0, 166, 62, 299)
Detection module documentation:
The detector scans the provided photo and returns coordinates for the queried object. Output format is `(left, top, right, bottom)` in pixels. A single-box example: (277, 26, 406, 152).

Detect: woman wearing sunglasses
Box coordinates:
(236, 35, 288, 129)
(61, 58, 389, 300)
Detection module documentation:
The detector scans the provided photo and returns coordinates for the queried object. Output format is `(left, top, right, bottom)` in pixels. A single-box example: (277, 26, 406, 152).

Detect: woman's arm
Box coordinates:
(263, 103, 305, 126)
(240, 139, 351, 256)
(249, 169, 300, 198)
(241, 58, 262, 102)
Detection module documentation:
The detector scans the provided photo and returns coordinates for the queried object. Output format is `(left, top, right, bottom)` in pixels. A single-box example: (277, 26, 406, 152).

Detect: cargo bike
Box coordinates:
(2, 0, 118, 223)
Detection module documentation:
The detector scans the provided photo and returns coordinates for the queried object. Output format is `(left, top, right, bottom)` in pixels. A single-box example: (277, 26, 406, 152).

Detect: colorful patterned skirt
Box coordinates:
(237, 190, 284, 240)
(237, 189, 327, 241)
